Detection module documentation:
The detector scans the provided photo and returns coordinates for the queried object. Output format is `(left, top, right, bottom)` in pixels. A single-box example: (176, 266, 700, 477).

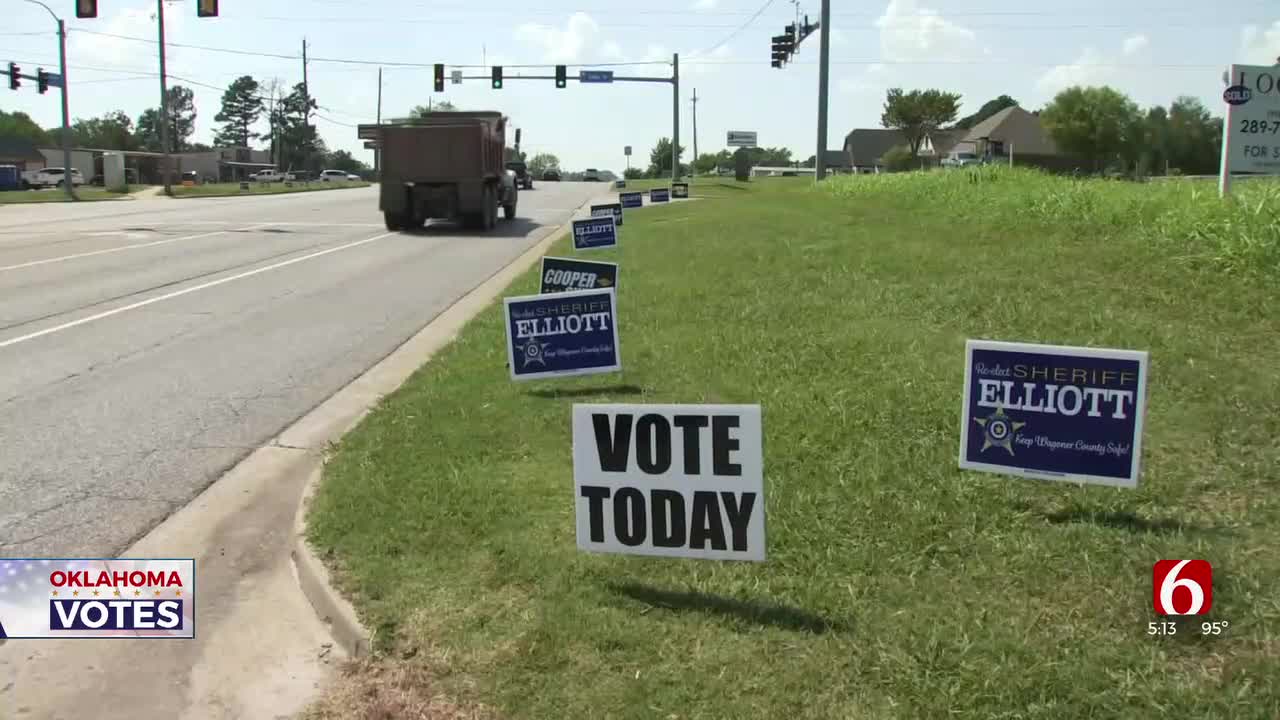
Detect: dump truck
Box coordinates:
(376, 111, 518, 231)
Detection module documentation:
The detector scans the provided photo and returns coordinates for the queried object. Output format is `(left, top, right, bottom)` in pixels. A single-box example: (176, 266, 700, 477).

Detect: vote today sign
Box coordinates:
(504, 288, 621, 381)
(649, 188, 671, 203)
(540, 256, 617, 294)
(591, 202, 624, 227)
(572, 216, 618, 251)
(573, 404, 765, 561)
(619, 192, 644, 209)
(671, 182, 689, 198)
(959, 340, 1149, 488)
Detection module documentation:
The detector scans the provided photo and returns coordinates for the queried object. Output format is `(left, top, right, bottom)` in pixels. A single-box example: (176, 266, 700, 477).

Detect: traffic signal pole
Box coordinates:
(157, 0, 172, 195)
(814, 0, 831, 182)
(22, 0, 75, 199)
(672, 53, 680, 181)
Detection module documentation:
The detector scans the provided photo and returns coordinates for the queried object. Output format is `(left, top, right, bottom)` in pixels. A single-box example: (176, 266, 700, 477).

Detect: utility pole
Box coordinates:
(157, 0, 172, 194)
(691, 88, 699, 168)
(814, 0, 831, 181)
(23, 1, 75, 199)
(374, 67, 382, 178)
(671, 53, 680, 181)
(301, 38, 309, 175)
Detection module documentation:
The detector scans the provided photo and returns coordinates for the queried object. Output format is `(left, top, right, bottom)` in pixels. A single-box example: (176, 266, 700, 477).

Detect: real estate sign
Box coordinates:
(1220, 63, 1280, 195)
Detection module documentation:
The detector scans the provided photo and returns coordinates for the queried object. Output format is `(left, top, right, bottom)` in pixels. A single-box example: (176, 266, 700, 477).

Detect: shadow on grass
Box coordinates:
(608, 581, 848, 634)
(525, 384, 644, 399)
(713, 181, 750, 191)
(1039, 507, 1201, 535)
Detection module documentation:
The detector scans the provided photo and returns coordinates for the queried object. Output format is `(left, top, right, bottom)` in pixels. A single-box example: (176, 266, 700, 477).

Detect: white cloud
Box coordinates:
(692, 0, 717, 9)
(515, 12, 605, 63)
(875, 0, 984, 62)
(830, 28, 848, 47)
(1122, 34, 1149, 57)
(1239, 21, 1280, 65)
(1035, 47, 1112, 97)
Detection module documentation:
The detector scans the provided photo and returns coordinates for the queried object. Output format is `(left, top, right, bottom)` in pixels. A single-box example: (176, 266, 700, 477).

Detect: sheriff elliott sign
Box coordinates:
(959, 340, 1149, 488)
(573, 404, 765, 561)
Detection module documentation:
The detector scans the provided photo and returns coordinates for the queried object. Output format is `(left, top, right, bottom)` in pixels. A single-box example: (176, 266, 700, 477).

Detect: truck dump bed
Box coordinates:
(378, 112, 507, 183)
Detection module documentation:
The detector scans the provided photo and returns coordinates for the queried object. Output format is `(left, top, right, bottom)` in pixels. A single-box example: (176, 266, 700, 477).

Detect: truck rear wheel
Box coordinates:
(483, 185, 498, 230)
(384, 211, 404, 231)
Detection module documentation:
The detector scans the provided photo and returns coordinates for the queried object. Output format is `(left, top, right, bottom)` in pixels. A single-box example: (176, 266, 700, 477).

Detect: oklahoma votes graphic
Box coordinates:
(0, 558, 195, 639)
(959, 340, 1149, 487)
(504, 287, 621, 381)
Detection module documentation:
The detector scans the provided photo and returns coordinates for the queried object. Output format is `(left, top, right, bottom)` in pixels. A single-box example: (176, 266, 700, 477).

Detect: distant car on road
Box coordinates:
(582, 168, 601, 182)
(505, 161, 534, 189)
(319, 169, 349, 182)
(542, 168, 561, 181)
(252, 169, 285, 182)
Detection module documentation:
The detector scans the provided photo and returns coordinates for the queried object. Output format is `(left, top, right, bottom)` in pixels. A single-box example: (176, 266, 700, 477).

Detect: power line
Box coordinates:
(694, 0, 777, 57)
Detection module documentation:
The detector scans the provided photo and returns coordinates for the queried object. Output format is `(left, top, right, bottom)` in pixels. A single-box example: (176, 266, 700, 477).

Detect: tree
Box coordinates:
(326, 149, 370, 175)
(743, 146, 793, 167)
(623, 167, 645, 179)
(953, 95, 1018, 130)
(213, 75, 264, 148)
(275, 83, 318, 170)
(70, 111, 136, 150)
(647, 137, 685, 177)
(527, 152, 560, 175)
(1137, 106, 1170, 177)
(1166, 96, 1221, 175)
(135, 85, 198, 152)
(0, 110, 50, 145)
(1040, 86, 1142, 172)
(409, 100, 458, 117)
(694, 151, 730, 174)
(881, 88, 962, 157)
(881, 146, 916, 172)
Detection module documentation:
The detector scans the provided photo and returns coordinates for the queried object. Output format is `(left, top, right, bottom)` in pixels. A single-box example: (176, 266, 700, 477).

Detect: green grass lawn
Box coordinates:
(304, 168, 1280, 719)
(169, 180, 370, 198)
(0, 187, 134, 203)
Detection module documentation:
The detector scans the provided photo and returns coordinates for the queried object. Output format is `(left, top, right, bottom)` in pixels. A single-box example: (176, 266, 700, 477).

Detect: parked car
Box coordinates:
(181, 170, 200, 185)
(21, 167, 85, 189)
(346, 173, 360, 181)
(505, 161, 533, 189)
(542, 168, 561, 181)
(941, 152, 982, 168)
(252, 169, 285, 182)
(319, 169, 349, 182)
(582, 168, 601, 182)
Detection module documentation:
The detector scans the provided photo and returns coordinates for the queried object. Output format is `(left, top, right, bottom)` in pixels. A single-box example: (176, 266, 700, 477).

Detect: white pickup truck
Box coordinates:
(251, 169, 286, 182)
(22, 167, 85, 188)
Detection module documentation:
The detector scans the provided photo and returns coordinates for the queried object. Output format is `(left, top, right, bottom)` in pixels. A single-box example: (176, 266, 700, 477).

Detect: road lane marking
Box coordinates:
(0, 232, 396, 350)
(0, 230, 231, 273)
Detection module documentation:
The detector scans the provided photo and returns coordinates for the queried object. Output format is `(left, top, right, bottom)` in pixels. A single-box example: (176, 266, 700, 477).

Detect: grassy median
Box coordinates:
(0, 187, 135, 203)
(169, 180, 369, 198)
(304, 168, 1279, 719)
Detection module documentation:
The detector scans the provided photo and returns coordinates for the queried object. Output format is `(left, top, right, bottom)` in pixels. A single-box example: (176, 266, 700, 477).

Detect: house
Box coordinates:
(0, 137, 47, 171)
(949, 106, 1059, 163)
(842, 128, 960, 172)
(38, 147, 96, 176)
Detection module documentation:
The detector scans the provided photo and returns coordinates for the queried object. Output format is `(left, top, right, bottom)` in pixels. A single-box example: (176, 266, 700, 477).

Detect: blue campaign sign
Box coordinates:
(580, 70, 614, 83)
(614, 179, 626, 189)
(649, 188, 670, 203)
(572, 216, 617, 251)
(504, 288, 621, 381)
(619, 192, 644, 209)
(959, 340, 1149, 488)
(591, 202, 623, 226)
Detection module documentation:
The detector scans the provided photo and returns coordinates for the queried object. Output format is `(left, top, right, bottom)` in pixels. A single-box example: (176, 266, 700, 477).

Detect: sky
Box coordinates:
(2, 0, 1279, 173)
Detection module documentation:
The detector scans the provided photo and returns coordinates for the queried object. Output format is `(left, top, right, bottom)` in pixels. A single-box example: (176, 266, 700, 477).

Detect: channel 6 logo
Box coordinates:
(1153, 560, 1213, 616)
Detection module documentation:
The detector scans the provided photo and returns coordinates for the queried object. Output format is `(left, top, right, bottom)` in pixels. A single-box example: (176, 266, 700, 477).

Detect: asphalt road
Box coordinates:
(0, 182, 609, 557)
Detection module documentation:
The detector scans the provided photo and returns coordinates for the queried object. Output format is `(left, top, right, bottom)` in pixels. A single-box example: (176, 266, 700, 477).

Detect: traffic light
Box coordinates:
(800, 16, 818, 42)
(197, 0, 218, 17)
(771, 32, 794, 69)
(37, 68, 49, 94)
(8, 63, 20, 91)
(555, 64, 567, 89)
(434, 63, 445, 92)
(491, 66, 503, 89)
(75, 0, 97, 19)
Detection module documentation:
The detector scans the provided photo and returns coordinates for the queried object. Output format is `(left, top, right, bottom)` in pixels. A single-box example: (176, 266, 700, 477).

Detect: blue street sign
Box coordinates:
(959, 339, 1149, 488)
(619, 192, 643, 209)
(504, 287, 621, 381)
(579, 70, 614, 83)
(46, 73, 63, 89)
(572, 216, 618, 251)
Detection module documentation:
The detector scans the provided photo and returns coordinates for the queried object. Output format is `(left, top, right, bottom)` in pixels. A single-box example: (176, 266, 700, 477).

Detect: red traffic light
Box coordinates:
(75, 0, 97, 19)
(8, 63, 20, 91)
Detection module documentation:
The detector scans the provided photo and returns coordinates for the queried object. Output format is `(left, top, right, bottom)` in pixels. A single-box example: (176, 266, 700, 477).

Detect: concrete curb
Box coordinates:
(288, 193, 606, 658)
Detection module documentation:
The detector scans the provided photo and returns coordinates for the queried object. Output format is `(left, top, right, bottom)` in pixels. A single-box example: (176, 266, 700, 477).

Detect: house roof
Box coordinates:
(843, 129, 903, 166)
(822, 149, 850, 168)
(0, 137, 45, 161)
(961, 106, 1058, 154)
(926, 130, 964, 156)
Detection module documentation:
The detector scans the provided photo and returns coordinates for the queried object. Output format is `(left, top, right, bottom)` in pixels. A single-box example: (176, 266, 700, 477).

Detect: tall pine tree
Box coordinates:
(213, 75, 264, 148)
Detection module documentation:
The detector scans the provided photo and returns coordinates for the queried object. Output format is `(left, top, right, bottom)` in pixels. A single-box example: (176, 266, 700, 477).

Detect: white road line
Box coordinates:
(178, 221, 384, 228)
(0, 232, 395, 350)
(0, 230, 230, 273)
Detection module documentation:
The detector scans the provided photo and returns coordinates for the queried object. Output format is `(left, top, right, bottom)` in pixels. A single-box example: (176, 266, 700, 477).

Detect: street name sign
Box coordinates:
(580, 70, 614, 83)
